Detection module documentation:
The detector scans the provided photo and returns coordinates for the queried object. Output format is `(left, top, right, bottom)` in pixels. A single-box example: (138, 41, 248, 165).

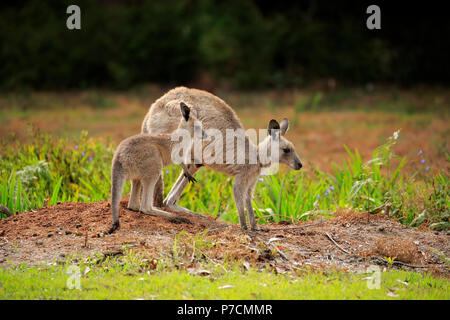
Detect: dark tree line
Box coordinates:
(0, 0, 449, 90)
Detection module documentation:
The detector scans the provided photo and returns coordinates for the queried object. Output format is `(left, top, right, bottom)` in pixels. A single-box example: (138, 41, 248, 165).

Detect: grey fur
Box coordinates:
(109, 102, 198, 233)
(141, 87, 302, 231)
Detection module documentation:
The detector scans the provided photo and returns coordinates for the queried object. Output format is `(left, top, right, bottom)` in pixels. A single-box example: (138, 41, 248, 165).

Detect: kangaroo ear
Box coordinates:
(268, 119, 280, 138)
(280, 118, 289, 135)
(180, 102, 190, 121)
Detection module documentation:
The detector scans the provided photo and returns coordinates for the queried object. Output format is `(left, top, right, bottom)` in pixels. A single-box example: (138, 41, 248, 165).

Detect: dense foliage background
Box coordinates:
(1, 0, 449, 90)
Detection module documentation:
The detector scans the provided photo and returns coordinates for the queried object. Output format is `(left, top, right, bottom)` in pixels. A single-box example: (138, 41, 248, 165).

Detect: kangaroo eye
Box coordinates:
(283, 148, 290, 154)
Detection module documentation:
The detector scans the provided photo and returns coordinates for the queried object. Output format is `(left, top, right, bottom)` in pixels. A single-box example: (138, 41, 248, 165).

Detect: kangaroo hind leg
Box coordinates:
(233, 176, 248, 230)
(110, 162, 126, 234)
(245, 181, 259, 231)
(128, 179, 142, 211)
(141, 177, 191, 224)
(164, 164, 202, 217)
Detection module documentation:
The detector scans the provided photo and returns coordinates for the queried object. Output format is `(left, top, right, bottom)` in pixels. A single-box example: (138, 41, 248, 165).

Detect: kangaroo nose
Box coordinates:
(296, 162, 303, 170)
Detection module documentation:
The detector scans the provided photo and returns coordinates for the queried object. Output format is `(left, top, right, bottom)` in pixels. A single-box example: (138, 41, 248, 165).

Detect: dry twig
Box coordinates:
(263, 220, 325, 231)
(324, 232, 351, 254)
(268, 242, 290, 261)
(83, 231, 89, 248)
(372, 257, 435, 269)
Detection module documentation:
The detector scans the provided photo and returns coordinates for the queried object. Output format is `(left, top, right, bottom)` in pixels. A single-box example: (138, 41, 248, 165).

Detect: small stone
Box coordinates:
(76, 224, 82, 228)
(47, 233, 53, 238)
(36, 239, 44, 245)
(65, 230, 72, 235)
(434, 232, 439, 235)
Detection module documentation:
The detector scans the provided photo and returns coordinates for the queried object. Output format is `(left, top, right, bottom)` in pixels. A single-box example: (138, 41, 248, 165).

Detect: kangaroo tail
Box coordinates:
(109, 160, 126, 233)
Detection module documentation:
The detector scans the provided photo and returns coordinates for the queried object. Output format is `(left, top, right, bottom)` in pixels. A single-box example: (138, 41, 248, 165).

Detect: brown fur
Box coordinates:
(109, 102, 198, 233)
(141, 87, 302, 230)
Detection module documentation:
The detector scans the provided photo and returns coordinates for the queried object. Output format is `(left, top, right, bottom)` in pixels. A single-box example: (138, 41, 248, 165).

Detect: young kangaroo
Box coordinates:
(141, 87, 302, 230)
(109, 102, 200, 234)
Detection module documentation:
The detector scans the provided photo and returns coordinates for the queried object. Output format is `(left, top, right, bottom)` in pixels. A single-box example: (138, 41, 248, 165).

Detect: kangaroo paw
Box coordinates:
(108, 222, 120, 234)
(183, 172, 197, 184)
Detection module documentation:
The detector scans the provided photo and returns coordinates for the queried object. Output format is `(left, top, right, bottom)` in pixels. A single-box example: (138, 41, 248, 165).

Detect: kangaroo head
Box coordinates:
(267, 118, 302, 170)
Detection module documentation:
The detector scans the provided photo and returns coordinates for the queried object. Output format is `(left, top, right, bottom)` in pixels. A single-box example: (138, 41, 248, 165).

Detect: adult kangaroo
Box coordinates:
(141, 87, 302, 230)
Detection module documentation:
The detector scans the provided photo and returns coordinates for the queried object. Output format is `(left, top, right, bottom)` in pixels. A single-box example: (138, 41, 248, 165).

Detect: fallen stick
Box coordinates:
(190, 240, 196, 263)
(324, 232, 351, 254)
(263, 220, 325, 231)
(391, 260, 430, 269)
(253, 235, 297, 266)
(269, 242, 290, 261)
(372, 257, 435, 269)
(83, 231, 88, 248)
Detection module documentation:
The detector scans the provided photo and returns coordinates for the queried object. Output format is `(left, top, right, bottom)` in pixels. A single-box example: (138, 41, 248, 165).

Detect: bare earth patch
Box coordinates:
(0, 200, 448, 277)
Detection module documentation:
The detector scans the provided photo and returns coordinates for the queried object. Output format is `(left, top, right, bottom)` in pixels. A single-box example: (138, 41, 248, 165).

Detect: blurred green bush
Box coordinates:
(0, 0, 448, 90)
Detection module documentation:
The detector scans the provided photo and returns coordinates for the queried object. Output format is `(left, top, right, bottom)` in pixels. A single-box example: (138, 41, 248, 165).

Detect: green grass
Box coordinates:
(1, 128, 448, 229)
(1, 252, 448, 300)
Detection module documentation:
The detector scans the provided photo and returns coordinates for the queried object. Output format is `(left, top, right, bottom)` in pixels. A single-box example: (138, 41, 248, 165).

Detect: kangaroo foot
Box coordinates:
(108, 222, 120, 234)
(164, 204, 207, 219)
(164, 203, 192, 214)
(140, 208, 192, 224)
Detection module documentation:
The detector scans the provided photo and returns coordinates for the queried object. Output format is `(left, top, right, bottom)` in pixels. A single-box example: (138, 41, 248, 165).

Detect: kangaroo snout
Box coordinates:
(289, 160, 302, 170)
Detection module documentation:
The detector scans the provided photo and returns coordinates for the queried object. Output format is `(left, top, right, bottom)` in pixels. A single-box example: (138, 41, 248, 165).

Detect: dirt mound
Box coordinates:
(0, 201, 449, 276)
(375, 237, 422, 263)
